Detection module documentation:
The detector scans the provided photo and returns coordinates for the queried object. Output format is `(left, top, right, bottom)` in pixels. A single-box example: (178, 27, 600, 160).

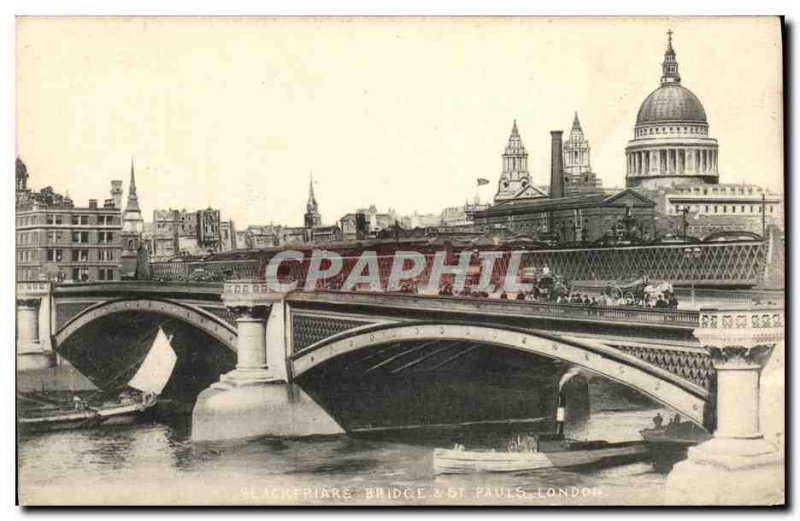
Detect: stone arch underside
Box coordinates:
(291, 322, 708, 427)
(53, 298, 237, 400)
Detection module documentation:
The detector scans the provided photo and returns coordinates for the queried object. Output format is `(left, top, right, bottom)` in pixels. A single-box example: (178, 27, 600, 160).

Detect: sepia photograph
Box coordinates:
(13, 14, 786, 507)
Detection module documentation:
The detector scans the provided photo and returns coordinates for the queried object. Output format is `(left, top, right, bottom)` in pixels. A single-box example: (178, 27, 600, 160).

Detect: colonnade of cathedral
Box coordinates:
(626, 147, 718, 176)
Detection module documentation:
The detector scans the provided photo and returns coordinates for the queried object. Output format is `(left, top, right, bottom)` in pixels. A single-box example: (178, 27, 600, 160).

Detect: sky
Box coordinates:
(16, 17, 784, 228)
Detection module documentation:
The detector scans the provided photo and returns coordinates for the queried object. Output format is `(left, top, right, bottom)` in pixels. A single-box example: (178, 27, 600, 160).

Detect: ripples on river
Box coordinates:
(18, 381, 674, 505)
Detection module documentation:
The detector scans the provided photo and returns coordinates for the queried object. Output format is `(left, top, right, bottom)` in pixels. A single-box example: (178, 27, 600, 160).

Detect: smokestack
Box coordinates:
(550, 130, 564, 199)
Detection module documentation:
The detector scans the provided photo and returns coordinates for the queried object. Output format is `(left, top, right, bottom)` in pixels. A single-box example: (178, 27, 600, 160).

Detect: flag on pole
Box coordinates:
(477, 178, 490, 186)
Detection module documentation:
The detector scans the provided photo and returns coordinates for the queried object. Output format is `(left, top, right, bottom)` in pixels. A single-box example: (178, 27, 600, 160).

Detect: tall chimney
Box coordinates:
(550, 130, 564, 199)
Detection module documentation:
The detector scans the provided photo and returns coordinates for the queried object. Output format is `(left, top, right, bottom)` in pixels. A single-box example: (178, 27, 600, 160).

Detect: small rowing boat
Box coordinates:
(19, 328, 177, 434)
(640, 420, 711, 471)
(433, 435, 648, 474)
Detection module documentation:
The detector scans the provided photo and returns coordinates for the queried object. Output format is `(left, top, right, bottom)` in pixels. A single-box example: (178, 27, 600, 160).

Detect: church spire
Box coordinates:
(511, 119, 519, 137)
(307, 173, 317, 208)
(304, 173, 321, 229)
(660, 28, 681, 85)
(125, 157, 141, 213)
(129, 157, 137, 196)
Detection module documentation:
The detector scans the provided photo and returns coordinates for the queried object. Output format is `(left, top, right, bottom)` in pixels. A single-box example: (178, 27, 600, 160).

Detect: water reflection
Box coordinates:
(19, 380, 675, 505)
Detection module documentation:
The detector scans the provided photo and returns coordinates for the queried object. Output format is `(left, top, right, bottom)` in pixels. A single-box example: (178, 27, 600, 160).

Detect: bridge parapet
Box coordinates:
(697, 306, 784, 346)
(287, 290, 701, 330)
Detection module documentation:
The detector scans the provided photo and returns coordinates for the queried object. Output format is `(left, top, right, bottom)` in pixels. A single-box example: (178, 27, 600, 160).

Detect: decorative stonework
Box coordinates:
(222, 279, 287, 309)
(17, 281, 52, 309)
(696, 307, 784, 351)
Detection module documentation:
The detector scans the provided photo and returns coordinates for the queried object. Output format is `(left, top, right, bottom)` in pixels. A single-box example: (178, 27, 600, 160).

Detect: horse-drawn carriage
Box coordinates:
(521, 267, 572, 301)
(603, 275, 673, 305)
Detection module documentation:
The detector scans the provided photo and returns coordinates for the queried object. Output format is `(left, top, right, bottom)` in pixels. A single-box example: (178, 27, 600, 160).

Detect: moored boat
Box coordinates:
(640, 420, 711, 471)
(433, 435, 648, 474)
(18, 328, 177, 434)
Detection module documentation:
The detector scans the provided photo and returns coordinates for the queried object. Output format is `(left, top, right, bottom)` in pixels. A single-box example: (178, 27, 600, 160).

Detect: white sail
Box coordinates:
(128, 327, 177, 395)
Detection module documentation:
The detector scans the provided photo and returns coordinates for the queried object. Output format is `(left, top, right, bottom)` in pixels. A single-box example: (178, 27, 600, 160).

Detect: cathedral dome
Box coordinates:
(636, 84, 707, 125)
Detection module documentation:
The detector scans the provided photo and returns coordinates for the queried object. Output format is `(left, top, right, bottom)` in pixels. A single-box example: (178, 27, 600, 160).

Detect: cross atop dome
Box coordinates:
(661, 28, 681, 85)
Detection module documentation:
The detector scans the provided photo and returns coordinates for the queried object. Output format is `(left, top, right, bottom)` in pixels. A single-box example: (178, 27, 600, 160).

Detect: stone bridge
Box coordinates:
(16, 280, 783, 456)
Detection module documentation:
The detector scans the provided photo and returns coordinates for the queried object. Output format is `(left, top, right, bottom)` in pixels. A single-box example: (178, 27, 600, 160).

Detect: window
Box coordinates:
(98, 249, 114, 261)
(714, 206, 718, 214)
(98, 268, 114, 281)
(732, 206, 736, 213)
(741, 205, 746, 213)
(770, 206, 775, 213)
(72, 249, 89, 262)
(98, 231, 113, 244)
(72, 231, 89, 243)
(71, 215, 89, 225)
(47, 230, 64, 244)
(705, 205, 709, 213)
(47, 249, 63, 262)
(99, 215, 115, 226)
(723, 206, 727, 213)
(71, 267, 89, 282)
(46, 214, 63, 225)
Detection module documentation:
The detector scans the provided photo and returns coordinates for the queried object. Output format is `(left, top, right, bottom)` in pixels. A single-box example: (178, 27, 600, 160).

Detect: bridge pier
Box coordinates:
(666, 307, 784, 505)
(192, 280, 342, 442)
(16, 282, 54, 371)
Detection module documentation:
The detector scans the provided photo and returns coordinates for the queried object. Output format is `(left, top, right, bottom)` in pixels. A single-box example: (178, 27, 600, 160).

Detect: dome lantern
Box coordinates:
(661, 29, 681, 85)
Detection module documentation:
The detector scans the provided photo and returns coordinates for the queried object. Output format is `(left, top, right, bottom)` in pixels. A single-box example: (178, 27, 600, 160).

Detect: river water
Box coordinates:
(18, 378, 677, 506)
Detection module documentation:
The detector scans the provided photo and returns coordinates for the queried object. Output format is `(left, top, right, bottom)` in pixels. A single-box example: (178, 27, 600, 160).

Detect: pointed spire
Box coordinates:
(308, 172, 316, 205)
(511, 119, 519, 137)
(129, 157, 137, 195)
(660, 28, 681, 85)
(125, 156, 141, 214)
(571, 112, 582, 132)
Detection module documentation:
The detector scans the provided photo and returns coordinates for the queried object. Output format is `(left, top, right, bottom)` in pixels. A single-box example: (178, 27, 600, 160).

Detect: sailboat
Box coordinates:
(19, 328, 177, 433)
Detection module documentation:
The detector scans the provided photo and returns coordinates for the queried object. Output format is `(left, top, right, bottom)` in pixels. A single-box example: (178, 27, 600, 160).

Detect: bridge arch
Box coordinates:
(54, 297, 237, 351)
(291, 321, 709, 425)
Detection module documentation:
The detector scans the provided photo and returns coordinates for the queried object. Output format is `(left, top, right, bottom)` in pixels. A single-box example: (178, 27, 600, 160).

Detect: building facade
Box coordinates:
(475, 189, 656, 243)
(16, 159, 123, 282)
(654, 184, 783, 237)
